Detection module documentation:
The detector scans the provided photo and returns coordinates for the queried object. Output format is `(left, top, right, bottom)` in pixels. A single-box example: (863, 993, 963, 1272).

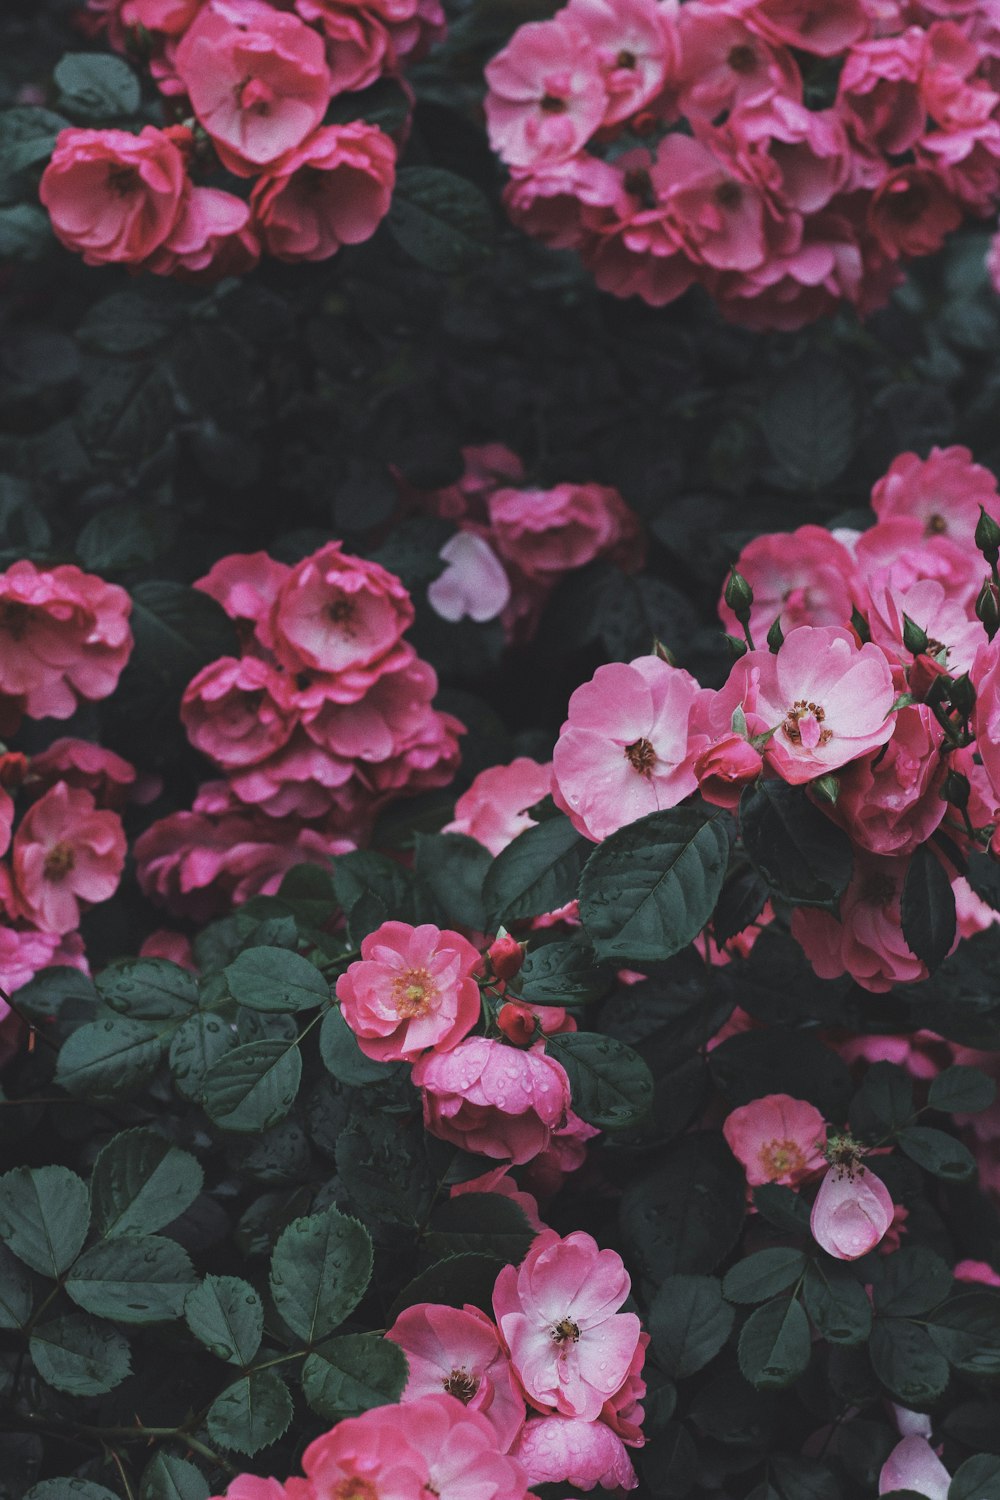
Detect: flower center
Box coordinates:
(925, 512, 947, 535)
(44, 841, 76, 881)
(624, 737, 657, 776)
(391, 966, 437, 1019)
(715, 180, 743, 209)
(862, 873, 896, 908)
(540, 93, 567, 114)
(0, 600, 30, 640)
(728, 43, 757, 73)
(334, 1482, 378, 1500)
(443, 1367, 479, 1403)
(239, 76, 276, 115)
(624, 168, 656, 208)
(781, 700, 832, 750)
(759, 1138, 807, 1178)
(617, 48, 637, 68)
(326, 597, 358, 635)
(107, 164, 138, 197)
(550, 1317, 581, 1345)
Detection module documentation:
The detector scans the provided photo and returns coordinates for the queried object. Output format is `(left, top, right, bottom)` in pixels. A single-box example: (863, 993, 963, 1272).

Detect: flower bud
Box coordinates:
(0, 751, 29, 790)
(810, 1163, 894, 1261)
(725, 634, 748, 660)
(488, 932, 526, 982)
(976, 505, 1000, 568)
(908, 653, 948, 703)
(496, 1001, 539, 1047)
(901, 614, 929, 658)
(694, 735, 763, 810)
(942, 769, 970, 810)
(766, 616, 784, 653)
(977, 578, 1000, 640)
(949, 672, 976, 719)
(724, 567, 754, 626)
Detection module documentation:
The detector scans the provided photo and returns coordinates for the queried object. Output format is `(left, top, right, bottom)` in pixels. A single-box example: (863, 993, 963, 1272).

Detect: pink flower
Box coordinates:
(511, 1415, 638, 1491)
(427, 531, 512, 624)
(869, 166, 963, 259)
(723, 1094, 828, 1188)
(504, 155, 628, 254)
(195, 551, 291, 636)
(953, 1258, 1000, 1286)
(335, 920, 482, 1063)
(750, 0, 870, 56)
(742, 625, 896, 785)
(443, 757, 552, 857)
(181, 657, 296, 769)
(866, 575, 982, 678)
(727, 97, 851, 215)
(694, 734, 764, 809)
(121, 0, 203, 32)
(492, 1229, 640, 1421)
(296, 1401, 428, 1497)
(652, 133, 770, 273)
(413, 1037, 571, 1165)
(451, 1168, 545, 1233)
(28, 739, 140, 811)
(973, 637, 1000, 808)
(267, 541, 413, 687)
(871, 444, 1000, 545)
(10, 783, 126, 936)
(0, 786, 12, 860)
(250, 121, 396, 263)
(145, 186, 260, 281)
(838, 30, 927, 155)
(174, 0, 331, 174)
(487, 484, 642, 582)
(209, 1479, 289, 1500)
(40, 125, 188, 266)
(827, 704, 946, 856)
(879, 1436, 951, 1500)
(484, 18, 609, 169)
(810, 1162, 895, 1260)
(791, 854, 931, 992)
(601, 1330, 648, 1447)
(139, 929, 197, 970)
(563, 0, 674, 125)
(294, 0, 392, 93)
(675, 6, 801, 123)
(386, 1302, 527, 1450)
(0, 925, 73, 996)
(717, 525, 858, 641)
(0, 561, 132, 720)
(552, 655, 707, 841)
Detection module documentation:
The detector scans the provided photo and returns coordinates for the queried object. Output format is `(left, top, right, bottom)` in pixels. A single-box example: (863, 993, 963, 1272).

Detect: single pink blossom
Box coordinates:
(827, 704, 947, 856)
(10, 783, 126, 936)
(694, 734, 764, 809)
(195, 551, 291, 635)
(563, 0, 675, 125)
(723, 1094, 828, 1188)
(790, 853, 931, 992)
(487, 483, 642, 582)
(484, 18, 609, 170)
(871, 444, 1000, 544)
(717, 525, 858, 641)
(443, 757, 552, 856)
(145, 185, 260, 281)
(250, 121, 396, 263)
(511, 1414, 638, 1491)
(810, 1162, 895, 1260)
(879, 1435, 951, 1500)
(413, 1037, 571, 1165)
(28, 738, 140, 811)
(182, 656, 297, 769)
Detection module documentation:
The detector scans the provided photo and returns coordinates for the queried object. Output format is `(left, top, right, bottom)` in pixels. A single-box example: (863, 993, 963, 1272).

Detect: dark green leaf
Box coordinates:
(319, 1006, 391, 1087)
(55, 1017, 163, 1100)
(929, 1292, 1000, 1374)
(269, 1205, 373, 1342)
(761, 354, 858, 487)
(97, 957, 198, 1020)
(546, 1030, 653, 1130)
(206, 1370, 293, 1455)
(740, 781, 853, 906)
(869, 1318, 950, 1403)
(738, 1296, 811, 1389)
(902, 844, 957, 971)
(929, 1065, 997, 1114)
(950, 1455, 1000, 1500)
(897, 1126, 975, 1181)
(640, 1421, 699, 1498)
(753, 1184, 812, 1235)
(710, 1027, 851, 1121)
(964, 850, 1000, 911)
(388, 1253, 507, 1321)
(771, 1454, 843, 1500)
(849, 1062, 914, 1141)
(0, 1165, 89, 1276)
(723, 1248, 806, 1305)
(90, 1128, 203, 1239)
(0, 1243, 33, 1329)
(224, 946, 329, 1014)
(649, 1275, 734, 1378)
(414, 832, 491, 931)
(30, 1313, 131, 1396)
(515, 939, 613, 1006)
(169, 1012, 234, 1101)
(388, 167, 494, 274)
(26, 1485, 120, 1500)
(483, 814, 588, 929)
(301, 1332, 408, 1421)
(0, 203, 53, 259)
(620, 1135, 746, 1285)
(713, 866, 771, 947)
(184, 1276, 263, 1366)
(423, 1193, 536, 1263)
(202, 1038, 302, 1133)
(802, 1263, 872, 1345)
(66, 1236, 195, 1324)
(54, 53, 141, 119)
(0, 107, 69, 178)
(872, 1247, 952, 1317)
(140, 1453, 211, 1500)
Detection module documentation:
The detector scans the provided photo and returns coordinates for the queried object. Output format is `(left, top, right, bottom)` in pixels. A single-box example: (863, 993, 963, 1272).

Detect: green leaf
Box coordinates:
(206, 1370, 293, 1456)
(224, 946, 329, 1013)
(0, 1243, 33, 1329)
(482, 815, 588, 929)
(514, 940, 613, 1006)
(26, 1485, 120, 1500)
(98, 957, 198, 1020)
(56, 1016, 163, 1100)
(640, 1422, 699, 1498)
(388, 166, 494, 274)
(723, 1248, 806, 1305)
(897, 1125, 976, 1181)
(546, 1031, 653, 1130)
(90, 1128, 203, 1238)
(620, 1135, 746, 1284)
(414, 832, 491, 931)
(928, 1064, 997, 1114)
(761, 354, 857, 488)
(963, 850, 1000, 911)
(579, 806, 731, 963)
(738, 1296, 811, 1389)
(713, 866, 771, 947)
(710, 1027, 851, 1121)
(869, 1318, 950, 1403)
(0, 203, 53, 259)
(66, 1236, 195, 1324)
(739, 781, 853, 907)
(949, 1454, 1000, 1500)
(423, 1193, 536, 1263)
(169, 1012, 234, 1101)
(872, 1247, 952, 1317)
(650, 1275, 734, 1378)
(849, 1062, 914, 1140)
(928, 1292, 1000, 1374)
(54, 52, 141, 119)
(335, 1112, 435, 1227)
(202, 1037, 302, 1133)
(0, 106, 69, 178)
(802, 1263, 872, 1345)
(301, 1332, 408, 1421)
(771, 1455, 844, 1500)
(0, 1165, 90, 1276)
(140, 1453, 210, 1500)
(753, 1184, 812, 1235)
(184, 1275, 263, 1366)
(902, 844, 957, 971)
(30, 1313, 131, 1395)
(269, 1205, 373, 1342)
(319, 1005, 391, 1086)
(388, 1253, 507, 1322)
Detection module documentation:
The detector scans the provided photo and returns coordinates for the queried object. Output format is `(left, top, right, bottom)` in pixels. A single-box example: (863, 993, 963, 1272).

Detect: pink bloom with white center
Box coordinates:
(443, 757, 553, 857)
(174, 0, 332, 175)
(268, 540, 414, 689)
(386, 1302, 527, 1451)
(335, 920, 482, 1063)
(0, 560, 132, 720)
(564, 0, 675, 125)
(413, 1036, 571, 1165)
(492, 1229, 641, 1421)
(428, 531, 512, 623)
(511, 1414, 638, 1491)
(182, 656, 296, 769)
(484, 18, 610, 170)
(717, 525, 858, 641)
(195, 551, 291, 635)
(10, 783, 126, 936)
(723, 1094, 828, 1188)
(487, 484, 643, 582)
(872, 445, 1000, 543)
(742, 626, 896, 785)
(827, 704, 946, 857)
(552, 655, 707, 841)
(654, 133, 769, 274)
(791, 853, 931, 993)
(879, 1436, 951, 1499)
(250, 121, 396, 263)
(810, 1162, 895, 1260)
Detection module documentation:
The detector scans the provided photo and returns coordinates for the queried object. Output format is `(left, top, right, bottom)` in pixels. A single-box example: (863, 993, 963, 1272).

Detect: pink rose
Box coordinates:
(139, 929, 197, 970)
(511, 1415, 638, 1491)
(386, 1302, 527, 1450)
(443, 757, 552, 857)
(40, 125, 188, 266)
(504, 155, 627, 255)
(145, 186, 260, 281)
(209, 1479, 289, 1500)
(182, 656, 297, 770)
(294, 0, 392, 93)
(651, 133, 770, 274)
(838, 30, 927, 155)
(973, 637, 1000, 808)
(723, 1093, 828, 1188)
(871, 444, 1000, 545)
(717, 525, 858, 642)
(267, 540, 413, 689)
(742, 625, 897, 785)
(451, 1168, 545, 1233)
(493, 1229, 641, 1422)
(413, 1036, 571, 1165)
(675, 6, 801, 123)
(487, 483, 642, 582)
(10, 783, 126, 936)
(0, 925, 76, 997)
(601, 1330, 648, 1447)
(749, 0, 870, 56)
(866, 575, 982, 678)
(791, 853, 931, 992)
(174, 0, 331, 175)
(0, 560, 132, 720)
(727, 97, 851, 215)
(427, 531, 512, 624)
(810, 1162, 895, 1259)
(869, 166, 963, 259)
(953, 1258, 1000, 1286)
(335, 920, 482, 1063)
(28, 739, 139, 811)
(484, 18, 610, 169)
(694, 734, 764, 809)
(879, 1436, 951, 1499)
(563, 0, 674, 125)
(826, 705, 946, 856)
(250, 121, 396, 263)
(195, 551, 291, 636)
(552, 655, 707, 841)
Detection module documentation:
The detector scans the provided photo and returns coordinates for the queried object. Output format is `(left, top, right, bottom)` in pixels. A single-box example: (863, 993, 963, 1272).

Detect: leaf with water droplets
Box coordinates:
(224, 945, 329, 1014)
(483, 814, 589, 930)
(546, 1031, 654, 1131)
(169, 1011, 235, 1100)
(301, 1332, 407, 1421)
(206, 1369, 293, 1455)
(29, 1313, 131, 1396)
(139, 1452, 210, 1500)
(0, 1165, 90, 1277)
(202, 1037, 302, 1133)
(184, 1275, 263, 1366)
(55, 1016, 163, 1101)
(269, 1204, 372, 1342)
(90, 1128, 203, 1239)
(66, 1236, 196, 1324)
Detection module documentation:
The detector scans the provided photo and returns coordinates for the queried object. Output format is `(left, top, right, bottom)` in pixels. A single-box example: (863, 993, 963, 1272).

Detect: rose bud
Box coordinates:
(488, 932, 526, 982)
(694, 734, 763, 810)
(810, 1162, 894, 1261)
(497, 1001, 538, 1047)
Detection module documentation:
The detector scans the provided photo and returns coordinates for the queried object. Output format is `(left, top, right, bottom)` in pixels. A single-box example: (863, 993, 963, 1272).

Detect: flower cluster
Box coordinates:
(42, 0, 433, 276)
(0, 561, 137, 1013)
(407, 443, 646, 641)
(135, 542, 463, 920)
(552, 443, 1000, 991)
(485, 0, 1000, 329)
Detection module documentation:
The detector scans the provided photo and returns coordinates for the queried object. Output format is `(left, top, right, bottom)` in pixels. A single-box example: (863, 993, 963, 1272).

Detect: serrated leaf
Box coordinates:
(0, 1165, 89, 1276)
(206, 1370, 293, 1455)
(224, 945, 329, 1013)
(546, 1030, 653, 1130)
(184, 1276, 263, 1366)
(388, 1253, 508, 1322)
(66, 1236, 195, 1324)
(650, 1275, 734, 1378)
(928, 1292, 1000, 1375)
(90, 1128, 203, 1238)
(738, 1297, 811, 1389)
(872, 1247, 952, 1318)
(26, 1484, 120, 1500)
(30, 1313, 131, 1396)
(169, 1012, 234, 1100)
(620, 1135, 746, 1284)
(762, 355, 857, 488)
(202, 1037, 302, 1133)
(301, 1332, 408, 1421)
(97, 957, 198, 1020)
(414, 832, 491, 931)
(802, 1263, 872, 1345)
(482, 815, 588, 929)
(269, 1205, 373, 1343)
(140, 1453, 211, 1500)
(514, 939, 613, 1006)
(901, 844, 957, 971)
(55, 1017, 163, 1100)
